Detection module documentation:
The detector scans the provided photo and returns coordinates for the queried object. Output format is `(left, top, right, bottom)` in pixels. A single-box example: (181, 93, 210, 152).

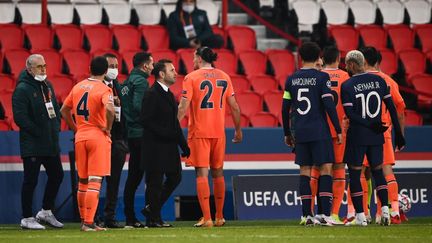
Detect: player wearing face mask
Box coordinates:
(167, 0, 224, 50)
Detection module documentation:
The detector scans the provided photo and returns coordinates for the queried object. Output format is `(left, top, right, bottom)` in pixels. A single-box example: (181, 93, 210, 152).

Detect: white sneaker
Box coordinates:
(36, 209, 64, 228)
(345, 213, 367, 226)
(319, 216, 335, 226)
(313, 214, 323, 225)
(381, 206, 390, 226)
(21, 217, 46, 230)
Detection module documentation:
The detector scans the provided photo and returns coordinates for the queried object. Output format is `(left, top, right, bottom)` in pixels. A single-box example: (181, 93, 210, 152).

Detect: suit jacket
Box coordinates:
(140, 82, 187, 173)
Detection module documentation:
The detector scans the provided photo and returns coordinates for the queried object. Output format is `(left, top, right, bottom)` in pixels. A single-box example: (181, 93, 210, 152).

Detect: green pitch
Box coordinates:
(1, 218, 431, 243)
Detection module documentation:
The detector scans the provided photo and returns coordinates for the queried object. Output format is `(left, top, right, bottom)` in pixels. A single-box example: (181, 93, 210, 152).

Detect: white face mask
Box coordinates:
(106, 68, 118, 80)
(34, 74, 47, 82)
(182, 3, 195, 14)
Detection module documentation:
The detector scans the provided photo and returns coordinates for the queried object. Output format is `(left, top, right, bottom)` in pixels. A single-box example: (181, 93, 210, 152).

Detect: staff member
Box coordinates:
(140, 59, 190, 227)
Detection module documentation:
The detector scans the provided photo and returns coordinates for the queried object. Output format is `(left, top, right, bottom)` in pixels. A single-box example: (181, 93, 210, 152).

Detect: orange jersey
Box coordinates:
(63, 78, 114, 142)
(368, 71, 405, 138)
(322, 68, 350, 137)
(182, 67, 234, 138)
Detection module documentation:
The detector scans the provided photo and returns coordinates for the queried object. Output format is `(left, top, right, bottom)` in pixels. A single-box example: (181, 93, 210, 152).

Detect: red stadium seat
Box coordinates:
(238, 50, 267, 76)
(249, 112, 278, 127)
(263, 90, 283, 118)
(49, 75, 75, 102)
(139, 25, 169, 52)
(23, 24, 54, 51)
(248, 75, 278, 96)
(211, 25, 226, 47)
(329, 25, 359, 57)
(0, 75, 15, 93)
(53, 25, 83, 52)
(225, 113, 250, 128)
(226, 25, 256, 54)
(152, 49, 179, 70)
(357, 25, 387, 50)
(62, 50, 91, 78)
(231, 75, 251, 94)
(0, 24, 24, 51)
(399, 49, 426, 79)
(214, 49, 237, 75)
(3, 49, 31, 79)
(386, 25, 415, 53)
(82, 25, 113, 53)
(235, 91, 263, 117)
(0, 90, 13, 119)
(35, 49, 63, 77)
(413, 24, 432, 53)
(0, 120, 10, 131)
(379, 49, 398, 75)
(177, 48, 194, 74)
(404, 109, 423, 126)
(112, 25, 142, 53)
(266, 49, 296, 87)
(121, 50, 142, 74)
(409, 74, 432, 109)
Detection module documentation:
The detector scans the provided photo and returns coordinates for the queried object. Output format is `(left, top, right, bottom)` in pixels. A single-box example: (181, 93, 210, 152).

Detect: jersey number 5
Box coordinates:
(77, 92, 89, 121)
(297, 88, 311, 115)
(200, 80, 228, 109)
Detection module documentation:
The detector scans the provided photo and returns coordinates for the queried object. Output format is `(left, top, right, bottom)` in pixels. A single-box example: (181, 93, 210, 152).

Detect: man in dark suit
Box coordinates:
(140, 59, 190, 227)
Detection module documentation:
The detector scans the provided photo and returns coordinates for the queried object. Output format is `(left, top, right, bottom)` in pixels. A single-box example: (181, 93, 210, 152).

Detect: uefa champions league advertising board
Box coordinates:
(232, 173, 432, 220)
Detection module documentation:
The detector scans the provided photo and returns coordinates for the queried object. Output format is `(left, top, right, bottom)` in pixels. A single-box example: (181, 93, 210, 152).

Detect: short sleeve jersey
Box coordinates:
(341, 73, 390, 145)
(63, 78, 114, 143)
(322, 68, 350, 138)
(182, 67, 234, 138)
(283, 68, 333, 143)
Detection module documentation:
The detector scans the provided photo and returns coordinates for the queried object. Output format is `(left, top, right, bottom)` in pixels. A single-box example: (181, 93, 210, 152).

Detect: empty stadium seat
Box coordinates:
(3, 49, 31, 78)
(197, 0, 219, 25)
(24, 25, 54, 51)
(404, 0, 431, 25)
(82, 25, 113, 52)
(292, 0, 320, 32)
(250, 112, 278, 127)
(121, 50, 142, 74)
(0, 2, 16, 24)
(177, 48, 194, 74)
(18, 3, 42, 24)
(62, 50, 91, 78)
(0, 90, 13, 119)
(139, 25, 170, 52)
(49, 75, 75, 102)
(0, 75, 15, 93)
(231, 75, 251, 94)
(214, 49, 237, 75)
(386, 25, 415, 53)
(404, 109, 423, 126)
(35, 49, 63, 77)
(329, 25, 359, 57)
(321, 0, 348, 25)
(235, 91, 263, 117)
(225, 113, 250, 128)
(74, 3, 103, 25)
(413, 24, 432, 53)
(48, 3, 75, 24)
(377, 0, 405, 25)
(133, 3, 162, 25)
(266, 49, 296, 87)
(112, 25, 142, 53)
(226, 26, 256, 54)
(263, 90, 283, 118)
(0, 25, 24, 51)
(53, 25, 83, 52)
(348, 0, 377, 25)
(399, 49, 426, 79)
(410, 74, 432, 109)
(378, 49, 398, 75)
(212, 26, 226, 47)
(152, 49, 179, 71)
(248, 75, 278, 96)
(0, 120, 10, 131)
(103, 2, 131, 25)
(238, 50, 267, 76)
(357, 25, 387, 50)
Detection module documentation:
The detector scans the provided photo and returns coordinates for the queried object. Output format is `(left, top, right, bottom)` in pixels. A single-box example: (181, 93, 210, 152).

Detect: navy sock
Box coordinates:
(318, 175, 333, 216)
(299, 175, 312, 217)
(372, 169, 389, 206)
(348, 168, 364, 213)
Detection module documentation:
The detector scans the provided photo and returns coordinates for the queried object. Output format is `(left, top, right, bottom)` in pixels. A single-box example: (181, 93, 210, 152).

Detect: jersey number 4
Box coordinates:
(77, 92, 89, 121)
(200, 80, 228, 109)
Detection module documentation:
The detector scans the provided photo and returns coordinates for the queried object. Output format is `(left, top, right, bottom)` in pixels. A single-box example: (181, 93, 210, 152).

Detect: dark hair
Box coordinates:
(103, 53, 117, 59)
(152, 59, 173, 79)
(133, 52, 152, 68)
(377, 50, 383, 65)
(90, 56, 108, 76)
(175, 0, 197, 12)
(196, 46, 217, 63)
(322, 46, 339, 65)
(299, 42, 321, 62)
(360, 46, 379, 66)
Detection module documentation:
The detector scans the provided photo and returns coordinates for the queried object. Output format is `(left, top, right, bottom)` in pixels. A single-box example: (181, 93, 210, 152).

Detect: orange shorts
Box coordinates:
(333, 137, 346, 164)
(185, 137, 225, 169)
(362, 137, 395, 167)
(75, 138, 111, 178)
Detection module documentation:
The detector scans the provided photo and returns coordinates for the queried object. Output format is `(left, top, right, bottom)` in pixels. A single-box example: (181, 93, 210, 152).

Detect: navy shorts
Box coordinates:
(294, 139, 335, 166)
(343, 144, 383, 168)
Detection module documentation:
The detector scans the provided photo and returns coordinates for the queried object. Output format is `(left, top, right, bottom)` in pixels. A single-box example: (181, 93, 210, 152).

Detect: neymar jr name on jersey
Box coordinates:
(353, 81, 381, 93)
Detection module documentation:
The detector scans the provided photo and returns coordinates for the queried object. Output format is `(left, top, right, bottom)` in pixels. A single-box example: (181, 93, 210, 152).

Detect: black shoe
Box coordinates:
(125, 220, 146, 228)
(140, 205, 151, 219)
(146, 220, 163, 228)
(159, 220, 173, 227)
(104, 220, 124, 228)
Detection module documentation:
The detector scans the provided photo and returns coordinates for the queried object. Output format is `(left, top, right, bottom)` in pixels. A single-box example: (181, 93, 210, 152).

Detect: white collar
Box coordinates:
(157, 81, 169, 92)
(104, 80, 112, 86)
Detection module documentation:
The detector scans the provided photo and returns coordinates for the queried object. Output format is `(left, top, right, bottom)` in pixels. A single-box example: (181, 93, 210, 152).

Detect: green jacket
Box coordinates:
(120, 68, 149, 139)
(12, 70, 61, 158)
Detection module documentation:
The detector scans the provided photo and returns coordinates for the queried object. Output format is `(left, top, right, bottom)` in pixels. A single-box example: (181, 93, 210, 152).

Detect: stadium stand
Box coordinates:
(231, 75, 251, 94)
(249, 112, 279, 127)
(226, 25, 256, 54)
(47, 3, 75, 25)
(214, 49, 237, 75)
(53, 25, 83, 52)
(248, 75, 278, 96)
(238, 50, 267, 76)
(0, 25, 24, 51)
(348, 0, 377, 25)
(139, 25, 170, 51)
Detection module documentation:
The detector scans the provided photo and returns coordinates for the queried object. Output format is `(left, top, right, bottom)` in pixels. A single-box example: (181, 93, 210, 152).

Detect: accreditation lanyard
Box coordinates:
(180, 11, 197, 40)
(41, 83, 56, 119)
(105, 81, 122, 123)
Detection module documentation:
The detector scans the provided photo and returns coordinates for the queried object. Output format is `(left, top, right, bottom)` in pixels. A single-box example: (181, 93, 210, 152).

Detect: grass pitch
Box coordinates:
(0, 218, 431, 243)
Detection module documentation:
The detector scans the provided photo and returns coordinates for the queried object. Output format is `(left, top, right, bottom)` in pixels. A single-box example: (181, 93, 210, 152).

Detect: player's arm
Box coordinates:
(227, 95, 242, 143)
(177, 97, 190, 121)
(383, 93, 405, 151)
(392, 83, 406, 135)
(103, 91, 115, 136)
(60, 92, 77, 133)
(282, 90, 294, 147)
(132, 77, 149, 114)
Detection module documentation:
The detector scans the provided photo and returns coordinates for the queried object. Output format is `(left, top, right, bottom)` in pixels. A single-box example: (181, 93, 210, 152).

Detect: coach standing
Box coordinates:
(12, 54, 64, 230)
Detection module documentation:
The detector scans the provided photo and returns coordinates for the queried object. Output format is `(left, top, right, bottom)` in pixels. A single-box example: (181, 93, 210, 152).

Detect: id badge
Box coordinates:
(184, 24, 197, 39)
(45, 101, 56, 119)
(114, 106, 121, 122)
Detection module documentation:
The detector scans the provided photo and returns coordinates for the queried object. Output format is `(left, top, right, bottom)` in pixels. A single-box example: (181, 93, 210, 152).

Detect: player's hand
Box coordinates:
(181, 145, 190, 158)
(232, 129, 243, 143)
(369, 121, 389, 134)
(395, 131, 406, 152)
(342, 116, 349, 133)
(284, 135, 294, 147)
(101, 127, 111, 137)
(336, 133, 343, 145)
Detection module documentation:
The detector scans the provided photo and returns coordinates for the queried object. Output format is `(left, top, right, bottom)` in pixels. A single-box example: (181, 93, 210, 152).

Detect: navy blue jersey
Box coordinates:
(341, 73, 391, 145)
(283, 68, 339, 143)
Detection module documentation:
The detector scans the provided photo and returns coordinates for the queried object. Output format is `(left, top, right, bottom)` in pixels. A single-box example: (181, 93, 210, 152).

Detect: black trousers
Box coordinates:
(145, 170, 181, 221)
(21, 155, 64, 218)
(123, 138, 145, 222)
(103, 140, 127, 222)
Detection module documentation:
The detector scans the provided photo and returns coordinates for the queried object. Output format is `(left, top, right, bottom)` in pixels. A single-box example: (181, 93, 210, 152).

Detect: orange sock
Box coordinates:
(386, 174, 399, 214)
(196, 177, 211, 221)
(361, 175, 369, 216)
(346, 186, 355, 216)
(310, 167, 320, 214)
(212, 177, 225, 219)
(332, 168, 345, 216)
(84, 181, 101, 225)
(77, 182, 88, 221)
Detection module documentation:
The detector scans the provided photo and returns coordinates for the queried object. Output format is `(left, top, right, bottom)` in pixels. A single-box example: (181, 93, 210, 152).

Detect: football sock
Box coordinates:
(385, 174, 399, 215)
(310, 168, 320, 214)
(348, 168, 364, 213)
(346, 186, 356, 217)
(332, 168, 345, 215)
(318, 175, 333, 216)
(372, 169, 389, 206)
(212, 177, 225, 219)
(84, 181, 101, 225)
(361, 174, 369, 216)
(77, 182, 88, 221)
(196, 177, 211, 221)
(300, 175, 312, 217)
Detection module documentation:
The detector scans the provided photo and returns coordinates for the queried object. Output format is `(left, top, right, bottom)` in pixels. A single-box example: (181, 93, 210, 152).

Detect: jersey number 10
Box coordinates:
(355, 91, 381, 119)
